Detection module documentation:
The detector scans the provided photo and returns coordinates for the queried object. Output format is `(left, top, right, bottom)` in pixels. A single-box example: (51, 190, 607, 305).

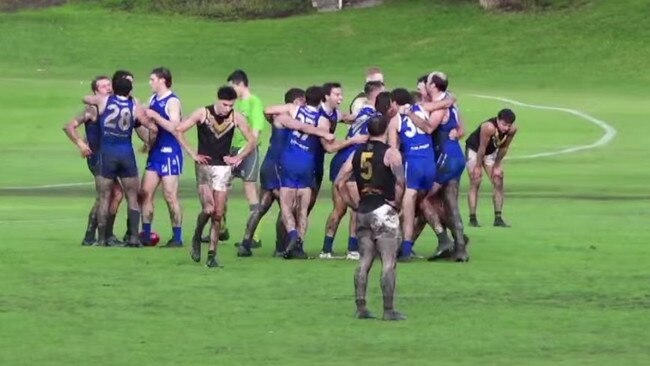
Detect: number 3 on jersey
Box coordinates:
(361, 151, 373, 180)
(403, 118, 425, 138)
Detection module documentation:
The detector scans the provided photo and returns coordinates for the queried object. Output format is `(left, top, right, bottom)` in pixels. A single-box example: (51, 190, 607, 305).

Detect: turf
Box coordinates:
(1, 1, 649, 365)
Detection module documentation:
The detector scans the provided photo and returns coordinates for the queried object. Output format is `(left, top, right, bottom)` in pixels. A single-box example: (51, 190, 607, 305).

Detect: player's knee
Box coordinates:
(163, 190, 178, 204)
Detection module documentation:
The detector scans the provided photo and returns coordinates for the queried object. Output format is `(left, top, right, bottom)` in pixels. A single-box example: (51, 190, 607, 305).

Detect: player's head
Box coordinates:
(322, 82, 343, 108)
(427, 73, 448, 96)
(215, 86, 238, 115)
(150, 67, 172, 92)
(227, 69, 249, 97)
(375, 91, 392, 116)
(112, 70, 134, 84)
(113, 77, 133, 97)
(91, 75, 112, 96)
(367, 115, 389, 140)
(305, 86, 324, 107)
(496, 108, 516, 133)
(390, 88, 413, 109)
(364, 81, 385, 102)
(416, 75, 428, 98)
(365, 66, 384, 83)
(284, 88, 305, 105)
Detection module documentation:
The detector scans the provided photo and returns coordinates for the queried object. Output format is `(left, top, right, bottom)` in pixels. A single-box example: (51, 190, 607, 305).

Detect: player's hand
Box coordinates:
(193, 153, 212, 165)
(398, 104, 411, 115)
(145, 108, 161, 120)
(449, 129, 459, 140)
(224, 155, 243, 167)
(350, 134, 369, 144)
(323, 133, 336, 143)
(77, 141, 92, 158)
(471, 165, 482, 180)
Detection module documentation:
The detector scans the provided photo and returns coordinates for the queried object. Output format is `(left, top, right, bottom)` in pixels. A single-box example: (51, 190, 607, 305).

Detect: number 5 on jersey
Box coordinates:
(361, 151, 373, 180)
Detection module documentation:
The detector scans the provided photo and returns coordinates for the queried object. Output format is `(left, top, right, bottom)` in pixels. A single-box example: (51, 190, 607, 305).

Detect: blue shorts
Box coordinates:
(405, 157, 437, 191)
(329, 148, 354, 182)
(436, 153, 465, 185)
(87, 154, 99, 176)
(260, 158, 280, 191)
(280, 160, 314, 189)
(98, 151, 138, 180)
(146, 152, 183, 176)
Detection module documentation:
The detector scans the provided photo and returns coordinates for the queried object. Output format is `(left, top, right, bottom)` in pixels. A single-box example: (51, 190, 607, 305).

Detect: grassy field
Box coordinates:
(1, 1, 649, 365)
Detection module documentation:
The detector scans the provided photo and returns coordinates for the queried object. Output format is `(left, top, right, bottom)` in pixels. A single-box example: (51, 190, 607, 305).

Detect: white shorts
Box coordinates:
(199, 165, 232, 192)
(466, 149, 497, 172)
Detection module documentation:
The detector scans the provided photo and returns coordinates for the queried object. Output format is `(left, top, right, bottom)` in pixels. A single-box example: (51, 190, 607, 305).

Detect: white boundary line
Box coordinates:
(0, 95, 617, 190)
(468, 94, 617, 160)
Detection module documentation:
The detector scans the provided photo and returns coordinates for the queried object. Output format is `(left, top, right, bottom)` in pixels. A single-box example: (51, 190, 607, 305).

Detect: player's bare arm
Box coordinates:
(175, 108, 210, 164)
(264, 103, 294, 116)
(421, 95, 456, 113)
(385, 148, 405, 208)
(319, 118, 368, 153)
(275, 114, 335, 142)
(388, 114, 400, 149)
(340, 112, 356, 124)
(145, 97, 181, 133)
(63, 106, 95, 158)
(83, 95, 109, 114)
(225, 112, 257, 167)
(493, 124, 518, 168)
(473, 122, 497, 178)
(334, 155, 358, 210)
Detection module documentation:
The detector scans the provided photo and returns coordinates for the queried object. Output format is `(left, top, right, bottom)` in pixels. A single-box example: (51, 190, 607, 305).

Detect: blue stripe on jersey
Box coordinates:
(398, 104, 435, 159)
(99, 95, 136, 150)
(346, 105, 375, 139)
(149, 92, 181, 154)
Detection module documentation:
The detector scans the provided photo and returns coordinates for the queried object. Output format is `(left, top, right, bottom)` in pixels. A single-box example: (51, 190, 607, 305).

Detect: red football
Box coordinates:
(139, 231, 160, 246)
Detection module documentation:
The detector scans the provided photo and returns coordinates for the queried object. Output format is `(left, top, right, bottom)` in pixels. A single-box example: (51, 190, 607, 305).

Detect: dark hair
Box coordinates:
(417, 75, 428, 85)
(363, 81, 384, 95)
(390, 88, 413, 106)
(375, 91, 392, 115)
(151, 67, 172, 88)
(497, 108, 516, 124)
(112, 77, 132, 97)
(322, 82, 342, 97)
(112, 70, 133, 84)
(217, 86, 238, 101)
(305, 86, 324, 107)
(284, 88, 305, 104)
(410, 90, 422, 104)
(367, 115, 389, 137)
(91, 75, 109, 92)
(429, 74, 448, 92)
(227, 69, 249, 87)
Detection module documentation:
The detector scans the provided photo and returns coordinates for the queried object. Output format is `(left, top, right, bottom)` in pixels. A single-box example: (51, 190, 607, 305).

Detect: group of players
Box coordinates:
(64, 67, 518, 319)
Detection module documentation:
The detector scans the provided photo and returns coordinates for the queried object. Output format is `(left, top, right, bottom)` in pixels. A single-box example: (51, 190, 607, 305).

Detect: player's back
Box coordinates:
(352, 140, 395, 213)
(433, 105, 464, 158)
(398, 104, 435, 159)
(84, 106, 101, 155)
(99, 95, 136, 152)
(149, 92, 181, 154)
(281, 105, 321, 165)
(265, 123, 288, 163)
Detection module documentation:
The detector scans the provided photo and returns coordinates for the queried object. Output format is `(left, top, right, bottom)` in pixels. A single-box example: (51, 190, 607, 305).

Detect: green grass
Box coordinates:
(1, 1, 649, 365)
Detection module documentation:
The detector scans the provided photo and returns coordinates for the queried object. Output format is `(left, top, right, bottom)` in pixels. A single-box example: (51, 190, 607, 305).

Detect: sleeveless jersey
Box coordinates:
(353, 141, 396, 213)
(264, 123, 287, 164)
(197, 106, 235, 166)
(98, 95, 136, 152)
(397, 104, 435, 160)
(433, 105, 464, 158)
(84, 105, 100, 154)
(281, 105, 322, 165)
(149, 92, 182, 156)
(465, 118, 507, 155)
(339, 105, 374, 157)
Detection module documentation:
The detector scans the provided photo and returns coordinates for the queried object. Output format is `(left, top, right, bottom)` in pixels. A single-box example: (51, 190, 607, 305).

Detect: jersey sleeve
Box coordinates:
(248, 96, 266, 133)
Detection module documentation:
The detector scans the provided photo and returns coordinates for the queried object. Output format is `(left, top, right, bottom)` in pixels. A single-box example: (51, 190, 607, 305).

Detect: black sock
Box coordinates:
(495, 211, 502, 219)
(85, 211, 98, 241)
(124, 217, 132, 237)
(106, 214, 116, 238)
(470, 214, 477, 221)
(127, 210, 140, 240)
(208, 250, 216, 257)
